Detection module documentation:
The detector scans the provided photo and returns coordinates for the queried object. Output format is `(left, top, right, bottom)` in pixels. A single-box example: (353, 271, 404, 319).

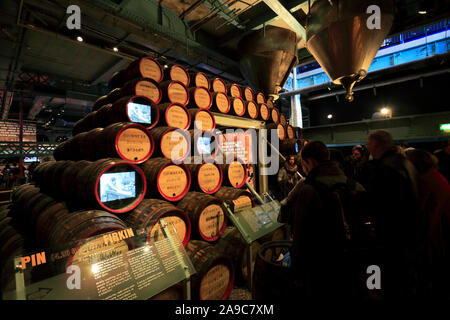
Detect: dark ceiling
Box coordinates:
(0, 0, 449, 140)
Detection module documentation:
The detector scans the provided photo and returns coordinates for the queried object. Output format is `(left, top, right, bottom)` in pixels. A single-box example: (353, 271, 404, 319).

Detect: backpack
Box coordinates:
(305, 178, 378, 253)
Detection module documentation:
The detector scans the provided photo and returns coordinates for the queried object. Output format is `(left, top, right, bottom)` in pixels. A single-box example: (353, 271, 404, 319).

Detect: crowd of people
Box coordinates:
(279, 131, 450, 300)
(0, 161, 38, 189)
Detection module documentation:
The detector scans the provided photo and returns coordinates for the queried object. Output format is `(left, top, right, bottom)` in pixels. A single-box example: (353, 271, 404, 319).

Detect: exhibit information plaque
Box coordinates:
(2, 220, 195, 300)
(225, 200, 283, 244)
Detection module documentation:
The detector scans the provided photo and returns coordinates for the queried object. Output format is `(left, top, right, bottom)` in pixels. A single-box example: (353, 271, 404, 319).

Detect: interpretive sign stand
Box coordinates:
(3, 220, 195, 300)
(223, 183, 283, 290)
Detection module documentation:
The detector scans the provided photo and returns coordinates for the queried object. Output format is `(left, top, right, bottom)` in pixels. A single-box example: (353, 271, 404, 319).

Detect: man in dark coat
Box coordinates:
(287, 141, 364, 299)
(365, 130, 424, 299)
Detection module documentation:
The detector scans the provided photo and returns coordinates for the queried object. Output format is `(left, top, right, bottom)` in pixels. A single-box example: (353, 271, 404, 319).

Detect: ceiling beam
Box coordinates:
(262, 0, 306, 40)
(218, 0, 308, 47)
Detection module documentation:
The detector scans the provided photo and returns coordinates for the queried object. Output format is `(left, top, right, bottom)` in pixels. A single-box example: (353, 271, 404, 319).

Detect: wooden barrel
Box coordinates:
(29, 193, 58, 228)
(252, 241, 294, 300)
(72, 111, 97, 136)
(286, 125, 295, 139)
(216, 227, 261, 285)
(124, 57, 164, 85)
(279, 113, 288, 127)
(230, 97, 246, 117)
(190, 72, 210, 90)
(259, 103, 270, 121)
(149, 126, 190, 161)
(280, 139, 302, 156)
(243, 86, 255, 102)
(55, 123, 154, 164)
(156, 103, 191, 130)
(213, 186, 254, 212)
(187, 87, 212, 110)
(108, 69, 127, 91)
(150, 283, 184, 300)
(189, 130, 220, 159)
(211, 78, 227, 94)
(267, 123, 287, 141)
(185, 158, 223, 194)
(108, 96, 160, 129)
(165, 65, 190, 87)
(140, 158, 191, 202)
(270, 107, 280, 124)
(228, 84, 242, 98)
(256, 92, 266, 104)
(11, 183, 36, 203)
(119, 78, 162, 104)
(125, 199, 191, 247)
(159, 80, 190, 106)
(177, 192, 226, 242)
(245, 101, 259, 119)
(47, 210, 130, 266)
(189, 108, 215, 132)
(209, 92, 230, 114)
(186, 240, 234, 300)
(0, 233, 26, 292)
(35, 201, 70, 247)
(92, 95, 109, 111)
(221, 159, 247, 188)
(266, 97, 274, 109)
(75, 159, 147, 213)
(60, 160, 91, 204)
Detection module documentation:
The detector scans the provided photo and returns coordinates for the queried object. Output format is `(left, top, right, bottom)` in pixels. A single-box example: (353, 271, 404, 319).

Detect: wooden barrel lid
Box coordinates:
(157, 164, 190, 201)
(197, 163, 222, 194)
(134, 79, 162, 104)
(287, 125, 295, 139)
(170, 65, 190, 87)
(193, 87, 212, 110)
(165, 104, 191, 130)
(115, 124, 154, 163)
(280, 113, 287, 126)
(227, 161, 246, 188)
(266, 97, 274, 109)
(139, 57, 163, 83)
(232, 97, 245, 116)
(277, 124, 287, 140)
(167, 81, 189, 106)
(229, 84, 242, 98)
(214, 92, 230, 113)
(271, 108, 280, 124)
(195, 72, 210, 90)
(247, 101, 259, 119)
(198, 203, 225, 241)
(244, 87, 255, 101)
(233, 195, 253, 212)
(149, 215, 188, 245)
(212, 78, 227, 94)
(256, 92, 265, 104)
(160, 129, 190, 161)
(260, 103, 270, 120)
(200, 263, 231, 300)
(194, 110, 215, 131)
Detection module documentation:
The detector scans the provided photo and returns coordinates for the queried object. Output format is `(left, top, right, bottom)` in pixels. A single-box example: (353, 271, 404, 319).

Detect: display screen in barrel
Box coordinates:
(96, 163, 145, 212)
(100, 172, 136, 202)
(197, 137, 211, 155)
(126, 97, 158, 126)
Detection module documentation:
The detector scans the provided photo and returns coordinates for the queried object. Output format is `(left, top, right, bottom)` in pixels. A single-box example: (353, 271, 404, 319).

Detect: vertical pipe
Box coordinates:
(19, 95, 24, 180)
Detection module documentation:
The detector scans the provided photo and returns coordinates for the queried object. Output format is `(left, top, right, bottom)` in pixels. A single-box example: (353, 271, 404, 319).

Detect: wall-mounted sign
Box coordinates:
(0, 120, 36, 142)
(440, 123, 450, 133)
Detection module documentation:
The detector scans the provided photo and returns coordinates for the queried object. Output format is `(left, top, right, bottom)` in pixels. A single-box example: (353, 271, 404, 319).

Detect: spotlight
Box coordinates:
(113, 47, 119, 52)
(164, 64, 169, 69)
(327, 114, 333, 119)
(76, 36, 83, 42)
(380, 108, 389, 115)
(418, 10, 427, 15)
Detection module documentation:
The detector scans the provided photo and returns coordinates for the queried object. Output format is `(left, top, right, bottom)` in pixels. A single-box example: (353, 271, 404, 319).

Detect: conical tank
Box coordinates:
(306, 0, 394, 101)
(238, 26, 301, 100)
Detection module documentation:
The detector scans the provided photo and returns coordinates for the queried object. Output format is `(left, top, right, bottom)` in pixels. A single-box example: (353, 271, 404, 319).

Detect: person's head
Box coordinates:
(352, 145, 364, 161)
(366, 130, 393, 159)
(300, 140, 330, 174)
(288, 155, 295, 166)
(407, 149, 436, 174)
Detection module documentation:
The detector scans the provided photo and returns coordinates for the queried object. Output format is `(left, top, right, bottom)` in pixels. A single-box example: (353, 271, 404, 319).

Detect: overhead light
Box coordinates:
(113, 47, 119, 52)
(418, 10, 427, 15)
(327, 114, 333, 119)
(380, 108, 389, 115)
(164, 64, 169, 69)
(76, 36, 83, 42)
